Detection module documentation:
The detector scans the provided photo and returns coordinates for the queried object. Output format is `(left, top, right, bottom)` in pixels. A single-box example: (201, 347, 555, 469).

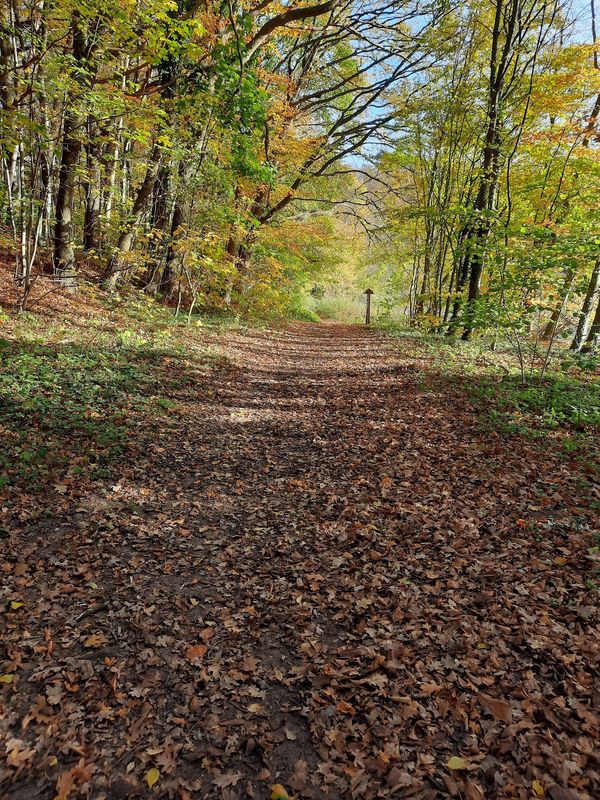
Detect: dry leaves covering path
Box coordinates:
(2, 323, 599, 800)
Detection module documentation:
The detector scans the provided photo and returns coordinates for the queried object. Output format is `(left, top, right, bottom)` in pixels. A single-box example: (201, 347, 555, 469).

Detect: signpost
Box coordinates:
(364, 288, 373, 325)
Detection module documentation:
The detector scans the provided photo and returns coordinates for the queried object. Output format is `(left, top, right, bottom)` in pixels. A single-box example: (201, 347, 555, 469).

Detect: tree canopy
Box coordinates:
(1, 0, 599, 349)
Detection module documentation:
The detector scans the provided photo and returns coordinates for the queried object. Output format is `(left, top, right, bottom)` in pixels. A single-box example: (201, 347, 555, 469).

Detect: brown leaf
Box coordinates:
(213, 772, 242, 788)
(185, 644, 207, 661)
(288, 759, 308, 791)
(386, 767, 412, 789)
(479, 693, 512, 724)
(547, 787, 581, 800)
(83, 633, 107, 649)
(54, 770, 75, 800)
(46, 684, 63, 706)
(240, 654, 258, 673)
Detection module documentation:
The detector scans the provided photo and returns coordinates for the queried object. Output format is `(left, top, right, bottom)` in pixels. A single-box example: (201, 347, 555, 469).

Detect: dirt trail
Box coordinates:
(2, 323, 599, 800)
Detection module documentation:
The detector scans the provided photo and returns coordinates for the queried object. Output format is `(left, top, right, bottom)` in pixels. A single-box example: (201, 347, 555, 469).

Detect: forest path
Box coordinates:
(3, 323, 598, 800)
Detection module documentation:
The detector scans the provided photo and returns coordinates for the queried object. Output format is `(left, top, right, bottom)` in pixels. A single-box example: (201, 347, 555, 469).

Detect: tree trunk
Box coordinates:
(53, 111, 82, 288)
(83, 119, 102, 250)
(105, 143, 162, 290)
(143, 162, 171, 291)
(542, 267, 575, 340)
(415, 247, 430, 317)
(580, 293, 600, 353)
(571, 259, 600, 350)
(450, 0, 521, 339)
(52, 14, 90, 288)
(159, 198, 184, 298)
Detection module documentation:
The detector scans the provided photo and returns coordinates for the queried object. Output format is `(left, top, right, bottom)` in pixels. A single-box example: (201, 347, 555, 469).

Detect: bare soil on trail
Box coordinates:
(2, 323, 599, 800)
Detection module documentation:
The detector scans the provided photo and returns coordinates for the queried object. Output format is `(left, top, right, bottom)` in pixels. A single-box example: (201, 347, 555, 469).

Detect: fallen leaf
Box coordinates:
(532, 780, 545, 797)
(547, 787, 580, 800)
(241, 654, 258, 672)
(479, 693, 512, 724)
(200, 627, 215, 642)
(83, 633, 107, 648)
(146, 767, 160, 788)
(447, 756, 467, 771)
(271, 784, 290, 800)
(0, 674, 14, 684)
(288, 759, 308, 791)
(213, 772, 242, 788)
(54, 769, 75, 800)
(46, 684, 63, 705)
(185, 644, 207, 661)
(6, 738, 36, 769)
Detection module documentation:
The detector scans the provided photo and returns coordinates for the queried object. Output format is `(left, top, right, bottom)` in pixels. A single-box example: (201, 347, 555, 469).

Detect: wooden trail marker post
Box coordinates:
(364, 288, 373, 325)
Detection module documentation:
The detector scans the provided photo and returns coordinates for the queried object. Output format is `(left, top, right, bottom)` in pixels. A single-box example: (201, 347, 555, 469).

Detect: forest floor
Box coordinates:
(1, 312, 600, 800)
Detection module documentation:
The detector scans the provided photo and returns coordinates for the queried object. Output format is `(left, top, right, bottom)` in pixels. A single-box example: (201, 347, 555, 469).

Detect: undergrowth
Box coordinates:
(378, 321, 600, 451)
(0, 290, 232, 491)
(0, 338, 167, 488)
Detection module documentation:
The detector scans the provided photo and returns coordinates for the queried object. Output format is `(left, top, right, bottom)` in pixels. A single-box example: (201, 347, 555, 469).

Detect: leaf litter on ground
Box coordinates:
(1, 323, 599, 799)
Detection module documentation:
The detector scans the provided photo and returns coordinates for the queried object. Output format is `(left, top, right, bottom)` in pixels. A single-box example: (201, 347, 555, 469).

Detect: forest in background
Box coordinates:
(1, 0, 600, 354)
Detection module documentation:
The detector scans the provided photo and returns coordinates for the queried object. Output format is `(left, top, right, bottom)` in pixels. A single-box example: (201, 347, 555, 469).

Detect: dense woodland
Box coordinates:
(0, 0, 599, 349)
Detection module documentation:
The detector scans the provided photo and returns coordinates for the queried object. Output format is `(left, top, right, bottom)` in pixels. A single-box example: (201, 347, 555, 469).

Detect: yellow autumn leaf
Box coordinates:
(271, 784, 290, 800)
(10, 601, 24, 610)
(532, 779, 545, 797)
(446, 756, 467, 770)
(146, 768, 160, 788)
(0, 674, 14, 683)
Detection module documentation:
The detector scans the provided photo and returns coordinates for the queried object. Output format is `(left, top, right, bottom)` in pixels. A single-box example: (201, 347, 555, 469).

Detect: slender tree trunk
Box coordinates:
(52, 14, 90, 288)
(580, 294, 600, 353)
(53, 111, 82, 287)
(450, 0, 525, 339)
(143, 162, 171, 290)
(83, 118, 102, 250)
(105, 143, 162, 290)
(571, 259, 600, 350)
(159, 198, 184, 298)
(415, 246, 431, 317)
(542, 267, 575, 339)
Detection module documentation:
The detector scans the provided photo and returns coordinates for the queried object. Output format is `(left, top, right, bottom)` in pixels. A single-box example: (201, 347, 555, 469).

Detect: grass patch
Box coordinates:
(0, 285, 240, 491)
(0, 337, 163, 488)
(378, 326, 599, 472)
(469, 374, 600, 432)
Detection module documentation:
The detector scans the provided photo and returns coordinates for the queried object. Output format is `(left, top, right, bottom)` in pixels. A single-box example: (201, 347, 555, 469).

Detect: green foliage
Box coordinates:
(471, 374, 600, 432)
(0, 338, 147, 486)
(0, 311, 201, 489)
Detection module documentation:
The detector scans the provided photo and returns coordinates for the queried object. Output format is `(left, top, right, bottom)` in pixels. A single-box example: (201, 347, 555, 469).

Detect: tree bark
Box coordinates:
(52, 14, 90, 287)
(53, 112, 82, 287)
(83, 118, 102, 250)
(580, 293, 600, 353)
(571, 259, 600, 350)
(105, 143, 162, 290)
(159, 198, 184, 298)
(542, 267, 575, 340)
